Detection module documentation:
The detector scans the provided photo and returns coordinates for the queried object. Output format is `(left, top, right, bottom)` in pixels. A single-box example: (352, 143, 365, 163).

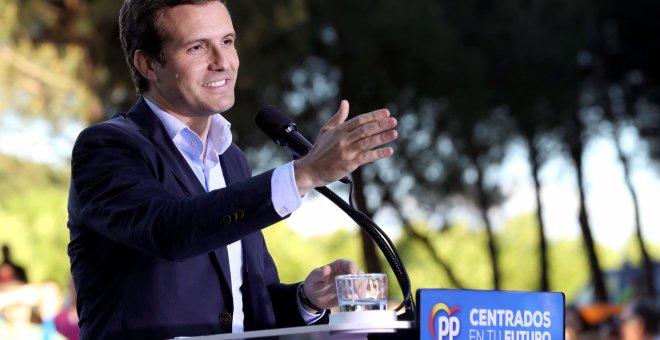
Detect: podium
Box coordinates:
(172, 289, 565, 340)
(172, 315, 414, 339)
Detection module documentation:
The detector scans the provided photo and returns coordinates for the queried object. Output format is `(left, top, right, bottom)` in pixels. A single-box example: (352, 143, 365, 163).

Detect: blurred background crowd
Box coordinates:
(0, 245, 77, 339)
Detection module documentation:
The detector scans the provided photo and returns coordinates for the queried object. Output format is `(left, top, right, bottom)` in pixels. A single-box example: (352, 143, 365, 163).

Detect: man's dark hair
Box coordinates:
(1, 244, 28, 283)
(622, 298, 660, 335)
(119, 0, 226, 94)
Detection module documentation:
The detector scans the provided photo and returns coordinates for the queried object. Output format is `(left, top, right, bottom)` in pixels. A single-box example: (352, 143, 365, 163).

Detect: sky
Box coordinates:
(1, 115, 659, 252)
(0, 114, 83, 166)
(494, 134, 660, 250)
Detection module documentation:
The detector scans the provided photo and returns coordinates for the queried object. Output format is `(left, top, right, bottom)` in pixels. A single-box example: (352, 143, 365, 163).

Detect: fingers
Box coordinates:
(357, 145, 396, 165)
(312, 260, 362, 284)
(308, 259, 362, 283)
(340, 108, 392, 134)
(318, 264, 332, 279)
(330, 259, 360, 276)
(324, 101, 396, 142)
(302, 259, 365, 309)
(339, 108, 398, 152)
(321, 100, 350, 132)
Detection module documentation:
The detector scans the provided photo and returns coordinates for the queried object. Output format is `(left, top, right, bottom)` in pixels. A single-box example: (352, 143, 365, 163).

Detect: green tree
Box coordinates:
(0, 0, 100, 124)
(0, 155, 71, 287)
(262, 222, 363, 282)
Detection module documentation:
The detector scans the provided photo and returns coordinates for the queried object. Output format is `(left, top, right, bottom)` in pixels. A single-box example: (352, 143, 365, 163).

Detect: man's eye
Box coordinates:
(189, 44, 204, 52)
(223, 38, 235, 46)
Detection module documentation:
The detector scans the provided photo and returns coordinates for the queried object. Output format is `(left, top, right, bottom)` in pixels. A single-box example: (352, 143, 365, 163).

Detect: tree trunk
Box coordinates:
(613, 127, 657, 298)
(525, 135, 550, 291)
(597, 76, 657, 299)
(475, 162, 500, 290)
(351, 167, 383, 274)
(567, 116, 608, 303)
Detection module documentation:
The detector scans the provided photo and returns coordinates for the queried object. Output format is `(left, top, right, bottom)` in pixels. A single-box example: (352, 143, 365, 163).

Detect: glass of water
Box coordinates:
(335, 273, 388, 312)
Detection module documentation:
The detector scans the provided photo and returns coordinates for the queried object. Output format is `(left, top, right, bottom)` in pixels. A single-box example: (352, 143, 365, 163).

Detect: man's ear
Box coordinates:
(134, 49, 159, 82)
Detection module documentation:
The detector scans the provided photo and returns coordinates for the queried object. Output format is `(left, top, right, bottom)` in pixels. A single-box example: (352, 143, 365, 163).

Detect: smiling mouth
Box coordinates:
(203, 79, 227, 88)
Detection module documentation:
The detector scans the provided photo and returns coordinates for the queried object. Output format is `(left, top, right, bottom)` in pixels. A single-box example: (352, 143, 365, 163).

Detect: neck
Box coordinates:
(142, 95, 212, 144)
(181, 115, 212, 142)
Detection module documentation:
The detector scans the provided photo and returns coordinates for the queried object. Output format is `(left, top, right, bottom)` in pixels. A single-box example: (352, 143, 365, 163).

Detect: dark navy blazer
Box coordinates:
(67, 98, 315, 339)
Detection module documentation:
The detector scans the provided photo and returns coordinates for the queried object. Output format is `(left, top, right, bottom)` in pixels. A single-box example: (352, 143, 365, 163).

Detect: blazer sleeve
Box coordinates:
(68, 118, 285, 261)
(262, 240, 330, 327)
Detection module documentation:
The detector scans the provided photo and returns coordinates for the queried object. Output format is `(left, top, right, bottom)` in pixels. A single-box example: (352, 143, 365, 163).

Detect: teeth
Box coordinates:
(203, 80, 226, 87)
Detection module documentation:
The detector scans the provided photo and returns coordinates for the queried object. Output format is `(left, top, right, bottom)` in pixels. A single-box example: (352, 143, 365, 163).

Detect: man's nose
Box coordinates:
(209, 48, 229, 70)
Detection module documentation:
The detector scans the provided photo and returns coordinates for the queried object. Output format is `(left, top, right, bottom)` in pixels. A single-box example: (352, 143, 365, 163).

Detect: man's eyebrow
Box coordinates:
(174, 38, 205, 50)
(181, 33, 237, 46)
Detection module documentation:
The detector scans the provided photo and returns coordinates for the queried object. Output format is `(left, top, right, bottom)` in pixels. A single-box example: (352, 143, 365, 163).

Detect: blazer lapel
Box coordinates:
(125, 97, 205, 195)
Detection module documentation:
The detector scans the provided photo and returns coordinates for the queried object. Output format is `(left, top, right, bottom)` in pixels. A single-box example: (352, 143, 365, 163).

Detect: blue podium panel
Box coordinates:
(417, 289, 564, 340)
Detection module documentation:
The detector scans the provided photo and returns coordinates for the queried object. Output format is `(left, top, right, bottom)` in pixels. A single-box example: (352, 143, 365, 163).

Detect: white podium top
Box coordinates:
(173, 312, 413, 340)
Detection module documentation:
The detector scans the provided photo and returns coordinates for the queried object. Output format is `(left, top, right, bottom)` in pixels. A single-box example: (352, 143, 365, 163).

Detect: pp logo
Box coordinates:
(429, 303, 460, 340)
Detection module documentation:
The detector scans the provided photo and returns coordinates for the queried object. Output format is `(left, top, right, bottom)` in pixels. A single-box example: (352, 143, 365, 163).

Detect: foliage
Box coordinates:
(395, 213, 621, 303)
(622, 237, 660, 264)
(398, 220, 491, 294)
(0, 0, 101, 125)
(0, 155, 70, 288)
(263, 222, 363, 282)
(266, 211, 639, 305)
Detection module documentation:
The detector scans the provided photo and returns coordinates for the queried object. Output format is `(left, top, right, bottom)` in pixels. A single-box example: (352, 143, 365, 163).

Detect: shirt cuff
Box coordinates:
(272, 161, 303, 217)
(296, 284, 326, 324)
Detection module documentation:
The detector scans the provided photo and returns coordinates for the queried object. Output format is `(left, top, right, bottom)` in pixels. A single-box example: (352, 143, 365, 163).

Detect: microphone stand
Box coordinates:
(314, 185, 416, 319)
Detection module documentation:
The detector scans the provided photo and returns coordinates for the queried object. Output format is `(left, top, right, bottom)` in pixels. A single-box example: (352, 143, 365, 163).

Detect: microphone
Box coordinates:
(256, 105, 350, 184)
(255, 105, 313, 159)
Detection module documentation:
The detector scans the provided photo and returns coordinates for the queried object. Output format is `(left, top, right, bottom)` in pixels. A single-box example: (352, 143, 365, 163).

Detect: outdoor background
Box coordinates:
(1, 0, 659, 311)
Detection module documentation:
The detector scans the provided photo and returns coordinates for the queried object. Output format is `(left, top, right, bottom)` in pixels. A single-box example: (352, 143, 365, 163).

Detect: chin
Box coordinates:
(214, 100, 235, 114)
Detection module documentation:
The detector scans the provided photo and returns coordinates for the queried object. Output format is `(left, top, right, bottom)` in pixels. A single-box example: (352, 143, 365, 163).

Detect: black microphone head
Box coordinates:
(255, 105, 295, 145)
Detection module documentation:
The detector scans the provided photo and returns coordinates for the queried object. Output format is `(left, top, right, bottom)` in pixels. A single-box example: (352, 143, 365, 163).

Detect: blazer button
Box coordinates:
(219, 312, 232, 325)
(236, 209, 245, 220)
(222, 215, 232, 224)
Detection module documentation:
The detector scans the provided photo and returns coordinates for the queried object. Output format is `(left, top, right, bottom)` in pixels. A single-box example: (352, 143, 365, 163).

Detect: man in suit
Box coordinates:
(67, 0, 399, 338)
